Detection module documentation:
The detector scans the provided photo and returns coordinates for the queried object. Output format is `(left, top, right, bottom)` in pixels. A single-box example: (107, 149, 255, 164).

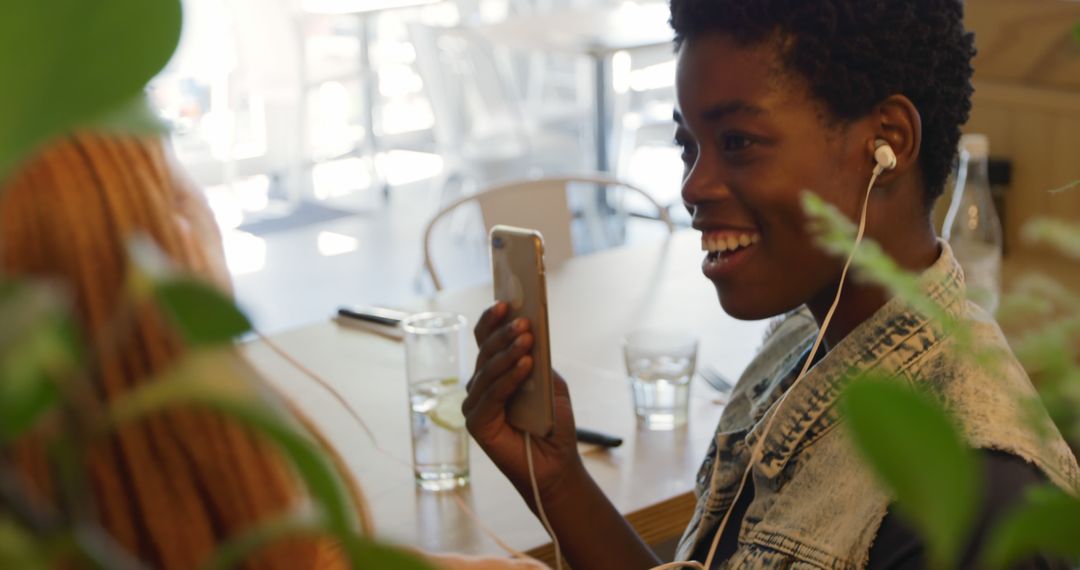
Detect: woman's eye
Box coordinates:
(674, 137, 697, 164)
(721, 133, 753, 152)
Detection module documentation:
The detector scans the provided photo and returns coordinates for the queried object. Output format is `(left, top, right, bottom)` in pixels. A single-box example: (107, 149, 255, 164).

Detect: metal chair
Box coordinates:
(421, 173, 675, 291)
(407, 22, 590, 204)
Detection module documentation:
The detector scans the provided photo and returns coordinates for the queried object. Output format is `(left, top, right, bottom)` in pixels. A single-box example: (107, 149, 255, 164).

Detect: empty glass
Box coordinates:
(623, 329, 698, 430)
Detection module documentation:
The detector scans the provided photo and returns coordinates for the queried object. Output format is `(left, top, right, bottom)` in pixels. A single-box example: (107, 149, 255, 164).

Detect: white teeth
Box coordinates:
(701, 232, 761, 254)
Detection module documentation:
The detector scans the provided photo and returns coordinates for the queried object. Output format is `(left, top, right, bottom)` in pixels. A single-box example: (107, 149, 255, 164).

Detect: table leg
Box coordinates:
(594, 55, 610, 173)
(592, 55, 616, 227)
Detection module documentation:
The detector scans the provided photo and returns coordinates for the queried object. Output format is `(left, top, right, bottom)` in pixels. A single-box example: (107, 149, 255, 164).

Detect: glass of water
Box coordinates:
(623, 329, 698, 430)
(402, 312, 470, 491)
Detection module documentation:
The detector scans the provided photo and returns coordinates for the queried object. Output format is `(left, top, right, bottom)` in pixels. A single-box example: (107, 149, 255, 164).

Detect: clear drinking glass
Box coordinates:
(402, 312, 470, 491)
(623, 329, 698, 430)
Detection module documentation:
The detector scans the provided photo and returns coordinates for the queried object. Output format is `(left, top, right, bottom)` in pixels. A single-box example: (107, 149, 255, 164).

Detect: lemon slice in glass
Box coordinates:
(429, 387, 466, 431)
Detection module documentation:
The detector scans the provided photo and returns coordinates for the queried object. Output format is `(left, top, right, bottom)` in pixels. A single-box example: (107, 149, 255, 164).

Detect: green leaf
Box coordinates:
(0, 517, 49, 570)
(1021, 218, 1080, 260)
(0, 0, 182, 179)
(842, 376, 981, 569)
(199, 515, 323, 570)
(981, 486, 1080, 569)
(104, 351, 398, 568)
(155, 279, 253, 346)
(1047, 180, 1079, 195)
(348, 539, 437, 570)
(86, 93, 167, 135)
(199, 514, 434, 570)
(801, 193, 957, 330)
(1011, 316, 1080, 380)
(0, 282, 79, 442)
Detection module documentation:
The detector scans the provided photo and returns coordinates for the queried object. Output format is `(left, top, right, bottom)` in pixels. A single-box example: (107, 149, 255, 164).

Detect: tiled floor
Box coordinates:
(225, 181, 441, 334)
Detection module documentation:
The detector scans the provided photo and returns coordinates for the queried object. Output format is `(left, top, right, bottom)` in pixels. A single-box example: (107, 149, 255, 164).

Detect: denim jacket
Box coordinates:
(675, 241, 1080, 569)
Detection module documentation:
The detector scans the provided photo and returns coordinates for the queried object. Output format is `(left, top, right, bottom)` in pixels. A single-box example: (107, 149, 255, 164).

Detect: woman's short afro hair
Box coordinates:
(669, 0, 976, 202)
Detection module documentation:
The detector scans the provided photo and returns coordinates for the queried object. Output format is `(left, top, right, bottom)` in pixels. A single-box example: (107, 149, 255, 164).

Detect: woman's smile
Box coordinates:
(699, 228, 761, 280)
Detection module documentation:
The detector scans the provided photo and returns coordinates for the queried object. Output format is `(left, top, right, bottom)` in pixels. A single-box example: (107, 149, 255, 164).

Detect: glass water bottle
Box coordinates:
(942, 133, 1004, 314)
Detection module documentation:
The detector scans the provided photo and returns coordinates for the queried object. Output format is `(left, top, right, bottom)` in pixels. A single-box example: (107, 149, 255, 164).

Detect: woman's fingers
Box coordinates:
(464, 355, 533, 433)
(473, 302, 508, 343)
(476, 317, 529, 362)
(464, 333, 533, 409)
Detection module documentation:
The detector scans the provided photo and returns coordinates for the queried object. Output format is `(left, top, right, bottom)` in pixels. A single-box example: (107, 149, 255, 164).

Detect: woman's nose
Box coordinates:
(681, 157, 728, 210)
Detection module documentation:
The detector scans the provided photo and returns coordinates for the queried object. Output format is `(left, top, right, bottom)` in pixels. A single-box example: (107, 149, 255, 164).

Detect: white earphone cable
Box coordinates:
(260, 150, 890, 570)
(699, 163, 886, 569)
(525, 433, 563, 570)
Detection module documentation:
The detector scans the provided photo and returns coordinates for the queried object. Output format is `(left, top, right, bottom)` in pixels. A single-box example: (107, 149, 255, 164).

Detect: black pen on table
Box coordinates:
(575, 427, 623, 448)
(337, 308, 624, 448)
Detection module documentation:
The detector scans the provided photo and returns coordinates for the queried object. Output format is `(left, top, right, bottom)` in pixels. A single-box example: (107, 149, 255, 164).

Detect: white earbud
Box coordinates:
(873, 139, 897, 173)
(700, 136, 898, 570)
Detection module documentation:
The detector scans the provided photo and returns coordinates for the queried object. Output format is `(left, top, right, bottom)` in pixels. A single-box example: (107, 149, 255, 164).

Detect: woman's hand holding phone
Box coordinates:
(466, 302, 662, 569)
(463, 302, 585, 509)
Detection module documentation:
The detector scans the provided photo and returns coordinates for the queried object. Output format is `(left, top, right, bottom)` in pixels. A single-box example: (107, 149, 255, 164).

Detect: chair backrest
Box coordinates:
(422, 173, 675, 290)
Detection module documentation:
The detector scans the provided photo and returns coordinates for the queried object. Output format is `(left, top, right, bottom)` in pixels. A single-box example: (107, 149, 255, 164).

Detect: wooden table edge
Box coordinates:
(523, 491, 697, 568)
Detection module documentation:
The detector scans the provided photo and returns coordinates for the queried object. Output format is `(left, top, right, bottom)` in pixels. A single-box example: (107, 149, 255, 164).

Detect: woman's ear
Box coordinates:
(870, 94, 921, 181)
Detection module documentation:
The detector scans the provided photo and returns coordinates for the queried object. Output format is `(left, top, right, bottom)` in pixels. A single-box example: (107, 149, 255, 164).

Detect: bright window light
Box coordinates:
(234, 174, 270, 213)
(204, 184, 244, 230)
(222, 230, 267, 276)
(317, 231, 360, 257)
(377, 149, 444, 186)
(630, 60, 675, 93)
(612, 51, 632, 94)
(312, 157, 373, 200)
(381, 97, 435, 134)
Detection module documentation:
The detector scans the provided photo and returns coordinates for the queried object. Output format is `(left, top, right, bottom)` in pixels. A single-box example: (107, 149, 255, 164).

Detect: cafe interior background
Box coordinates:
(149, 0, 1080, 335)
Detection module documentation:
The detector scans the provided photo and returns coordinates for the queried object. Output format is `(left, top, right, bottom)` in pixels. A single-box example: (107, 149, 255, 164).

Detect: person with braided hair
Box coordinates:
(0, 133, 548, 570)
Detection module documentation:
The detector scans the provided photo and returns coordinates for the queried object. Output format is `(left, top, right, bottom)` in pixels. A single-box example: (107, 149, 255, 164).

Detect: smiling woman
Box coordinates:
(672, 32, 940, 327)
(459, 1, 1079, 570)
(666, 1, 1079, 568)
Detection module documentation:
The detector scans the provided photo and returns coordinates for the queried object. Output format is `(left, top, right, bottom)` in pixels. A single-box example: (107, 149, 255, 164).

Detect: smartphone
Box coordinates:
(490, 225, 555, 437)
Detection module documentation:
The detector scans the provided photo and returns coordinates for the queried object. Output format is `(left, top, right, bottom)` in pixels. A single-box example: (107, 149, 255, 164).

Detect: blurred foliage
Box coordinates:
(804, 192, 1080, 568)
(107, 350, 433, 570)
(842, 377, 980, 568)
(155, 279, 254, 346)
(0, 1, 436, 568)
(981, 486, 1080, 569)
(1022, 218, 1080, 259)
(106, 349, 363, 559)
(0, 282, 78, 443)
(0, 516, 50, 570)
(0, 1, 179, 178)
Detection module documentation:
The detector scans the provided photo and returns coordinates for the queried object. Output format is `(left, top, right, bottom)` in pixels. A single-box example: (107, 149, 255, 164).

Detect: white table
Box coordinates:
(243, 231, 770, 564)
(465, 2, 674, 172)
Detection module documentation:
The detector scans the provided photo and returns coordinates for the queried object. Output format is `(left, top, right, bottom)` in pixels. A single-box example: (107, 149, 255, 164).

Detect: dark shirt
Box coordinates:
(692, 450, 1071, 569)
